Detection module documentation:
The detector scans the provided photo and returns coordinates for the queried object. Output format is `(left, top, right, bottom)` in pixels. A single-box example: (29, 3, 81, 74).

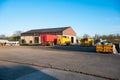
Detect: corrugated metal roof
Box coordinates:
(21, 27, 70, 35)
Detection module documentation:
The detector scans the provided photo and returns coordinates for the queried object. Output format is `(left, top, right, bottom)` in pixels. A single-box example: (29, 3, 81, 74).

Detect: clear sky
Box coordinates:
(0, 0, 120, 37)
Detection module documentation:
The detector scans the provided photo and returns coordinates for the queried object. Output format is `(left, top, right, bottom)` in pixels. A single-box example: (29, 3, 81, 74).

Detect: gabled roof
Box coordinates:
(21, 27, 70, 35)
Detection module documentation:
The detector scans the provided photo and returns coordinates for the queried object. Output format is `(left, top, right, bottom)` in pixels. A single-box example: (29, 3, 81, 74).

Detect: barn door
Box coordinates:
(71, 37, 74, 43)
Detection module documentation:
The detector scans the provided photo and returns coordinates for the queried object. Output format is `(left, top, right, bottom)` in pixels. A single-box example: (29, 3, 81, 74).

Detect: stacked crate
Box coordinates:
(96, 44, 104, 53)
(103, 44, 113, 53)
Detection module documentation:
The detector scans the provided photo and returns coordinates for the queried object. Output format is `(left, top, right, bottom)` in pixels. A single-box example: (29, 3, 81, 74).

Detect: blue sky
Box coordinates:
(0, 0, 120, 37)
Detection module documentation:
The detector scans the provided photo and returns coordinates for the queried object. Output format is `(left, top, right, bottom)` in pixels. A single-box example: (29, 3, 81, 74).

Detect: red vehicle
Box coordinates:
(40, 34, 58, 46)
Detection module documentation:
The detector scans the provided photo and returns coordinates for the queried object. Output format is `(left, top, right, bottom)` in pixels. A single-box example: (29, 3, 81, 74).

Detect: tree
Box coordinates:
(101, 35, 107, 39)
(99, 34, 120, 43)
(94, 34, 100, 43)
(12, 31, 22, 37)
(94, 34, 100, 40)
(7, 31, 22, 41)
(83, 34, 90, 38)
(0, 34, 6, 39)
(116, 33, 120, 37)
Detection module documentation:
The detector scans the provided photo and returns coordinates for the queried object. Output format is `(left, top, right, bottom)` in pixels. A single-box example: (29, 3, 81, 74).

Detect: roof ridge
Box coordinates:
(22, 26, 71, 34)
(30, 26, 70, 31)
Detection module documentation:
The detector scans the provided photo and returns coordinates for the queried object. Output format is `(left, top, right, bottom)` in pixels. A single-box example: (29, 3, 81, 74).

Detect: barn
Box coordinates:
(21, 27, 76, 44)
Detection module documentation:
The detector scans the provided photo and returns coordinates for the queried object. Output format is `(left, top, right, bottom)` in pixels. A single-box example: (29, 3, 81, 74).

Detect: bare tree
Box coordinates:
(83, 34, 90, 38)
(0, 34, 6, 39)
(12, 31, 22, 37)
(7, 31, 22, 41)
(94, 34, 100, 40)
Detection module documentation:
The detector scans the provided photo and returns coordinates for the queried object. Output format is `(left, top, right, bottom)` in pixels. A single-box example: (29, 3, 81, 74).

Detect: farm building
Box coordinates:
(21, 27, 76, 44)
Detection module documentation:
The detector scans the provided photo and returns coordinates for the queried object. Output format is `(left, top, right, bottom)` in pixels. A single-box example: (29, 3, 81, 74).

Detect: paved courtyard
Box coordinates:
(0, 46, 120, 80)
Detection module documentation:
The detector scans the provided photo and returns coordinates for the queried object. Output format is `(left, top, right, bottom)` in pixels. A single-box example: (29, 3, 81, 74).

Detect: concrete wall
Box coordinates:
(21, 36, 41, 44)
(39, 36, 41, 43)
(21, 36, 34, 44)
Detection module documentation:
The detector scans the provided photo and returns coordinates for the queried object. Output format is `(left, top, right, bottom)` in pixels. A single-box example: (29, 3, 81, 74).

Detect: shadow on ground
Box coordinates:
(0, 65, 58, 80)
(49, 45, 96, 52)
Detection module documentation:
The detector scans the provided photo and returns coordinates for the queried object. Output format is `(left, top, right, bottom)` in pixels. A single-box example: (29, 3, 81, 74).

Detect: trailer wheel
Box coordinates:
(66, 43, 70, 46)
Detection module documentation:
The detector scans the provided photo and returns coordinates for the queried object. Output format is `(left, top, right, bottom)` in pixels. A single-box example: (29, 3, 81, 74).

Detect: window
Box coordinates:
(34, 37, 39, 43)
(21, 39, 26, 43)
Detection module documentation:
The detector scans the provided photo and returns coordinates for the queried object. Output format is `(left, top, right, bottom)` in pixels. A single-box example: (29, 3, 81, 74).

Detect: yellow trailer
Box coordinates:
(57, 37, 71, 45)
(80, 38, 94, 46)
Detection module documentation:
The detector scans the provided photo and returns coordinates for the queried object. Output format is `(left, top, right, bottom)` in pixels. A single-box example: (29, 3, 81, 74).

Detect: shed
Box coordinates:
(21, 27, 76, 44)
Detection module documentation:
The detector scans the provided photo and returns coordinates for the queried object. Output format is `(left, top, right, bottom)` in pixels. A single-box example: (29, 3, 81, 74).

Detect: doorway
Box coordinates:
(71, 37, 74, 43)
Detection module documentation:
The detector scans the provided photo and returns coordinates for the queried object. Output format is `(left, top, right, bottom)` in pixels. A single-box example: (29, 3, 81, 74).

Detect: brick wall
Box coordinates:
(63, 27, 76, 36)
